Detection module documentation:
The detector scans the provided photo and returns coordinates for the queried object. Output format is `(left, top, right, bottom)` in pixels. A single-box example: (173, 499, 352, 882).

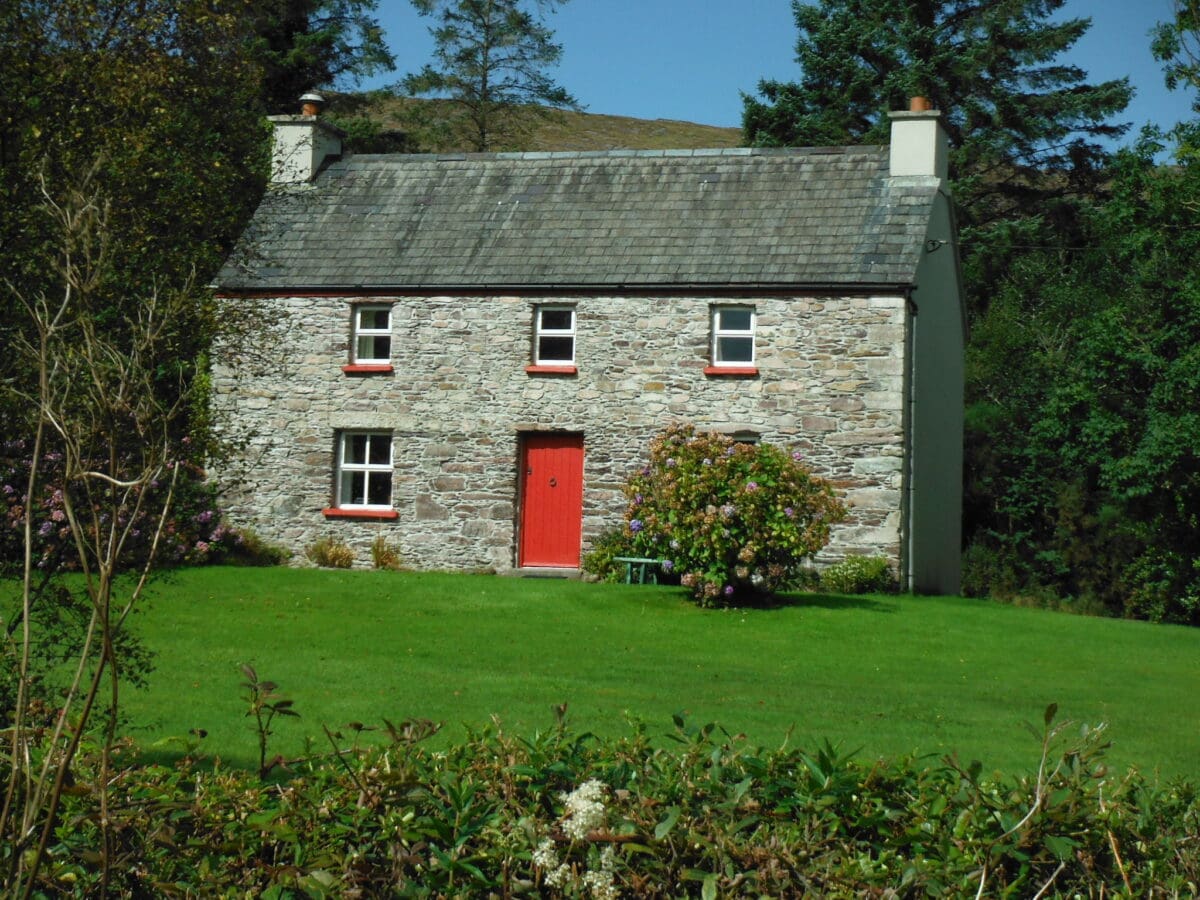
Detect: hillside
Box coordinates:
(325, 93, 744, 153)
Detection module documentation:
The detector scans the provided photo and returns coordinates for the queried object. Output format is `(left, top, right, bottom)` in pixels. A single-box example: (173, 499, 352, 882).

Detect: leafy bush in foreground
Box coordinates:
(14, 709, 1200, 896)
(621, 424, 846, 607)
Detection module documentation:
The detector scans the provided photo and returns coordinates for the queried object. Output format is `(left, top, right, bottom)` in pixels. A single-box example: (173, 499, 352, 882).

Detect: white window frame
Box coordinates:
(335, 431, 394, 509)
(351, 304, 393, 364)
(711, 305, 756, 366)
(533, 305, 576, 365)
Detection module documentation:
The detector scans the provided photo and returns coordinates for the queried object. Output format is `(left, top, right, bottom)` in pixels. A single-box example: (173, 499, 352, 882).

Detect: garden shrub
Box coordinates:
(370, 534, 404, 571)
(819, 554, 897, 595)
(580, 527, 631, 582)
(621, 424, 845, 606)
(0, 438, 257, 573)
(14, 711, 1200, 897)
(305, 536, 354, 568)
(222, 526, 291, 566)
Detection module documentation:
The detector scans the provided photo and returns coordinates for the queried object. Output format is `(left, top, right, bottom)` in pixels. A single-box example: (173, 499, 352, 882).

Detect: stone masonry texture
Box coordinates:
(212, 292, 907, 571)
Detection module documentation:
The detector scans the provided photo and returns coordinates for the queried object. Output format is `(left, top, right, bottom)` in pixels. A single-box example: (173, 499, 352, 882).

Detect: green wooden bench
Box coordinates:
(613, 556, 665, 584)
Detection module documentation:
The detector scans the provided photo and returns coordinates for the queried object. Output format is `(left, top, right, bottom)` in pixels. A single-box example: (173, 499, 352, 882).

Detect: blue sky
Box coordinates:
(361, 0, 1192, 144)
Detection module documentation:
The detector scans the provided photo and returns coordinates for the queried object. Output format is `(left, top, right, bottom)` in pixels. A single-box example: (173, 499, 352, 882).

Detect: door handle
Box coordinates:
(549, 477, 557, 487)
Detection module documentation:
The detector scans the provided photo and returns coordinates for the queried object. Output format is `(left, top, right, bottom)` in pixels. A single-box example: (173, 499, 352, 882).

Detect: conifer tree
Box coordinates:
(402, 0, 580, 151)
(743, 0, 1132, 245)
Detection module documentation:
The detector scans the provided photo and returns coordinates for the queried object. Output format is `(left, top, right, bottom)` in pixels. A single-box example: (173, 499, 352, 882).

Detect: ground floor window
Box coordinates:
(336, 431, 393, 508)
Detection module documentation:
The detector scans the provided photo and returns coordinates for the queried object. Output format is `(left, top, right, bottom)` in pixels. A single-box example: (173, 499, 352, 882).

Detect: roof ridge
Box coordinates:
(343, 145, 887, 164)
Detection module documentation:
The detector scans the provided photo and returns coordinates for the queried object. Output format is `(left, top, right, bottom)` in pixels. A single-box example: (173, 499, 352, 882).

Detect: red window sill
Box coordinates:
(704, 365, 759, 377)
(342, 364, 394, 375)
(525, 364, 578, 375)
(322, 508, 399, 520)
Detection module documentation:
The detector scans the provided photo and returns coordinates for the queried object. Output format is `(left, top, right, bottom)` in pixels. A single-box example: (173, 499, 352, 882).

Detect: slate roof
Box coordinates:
(217, 147, 940, 292)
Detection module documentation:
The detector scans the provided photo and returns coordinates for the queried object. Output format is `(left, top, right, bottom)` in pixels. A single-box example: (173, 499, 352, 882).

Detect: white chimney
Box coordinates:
(268, 93, 344, 184)
(888, 97, 949, 181)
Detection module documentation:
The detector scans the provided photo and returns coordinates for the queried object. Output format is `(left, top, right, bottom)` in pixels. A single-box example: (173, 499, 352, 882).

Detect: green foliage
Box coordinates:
(401, 0, 581, 150)
(621, 424, 846, 607)
(580, 527, 635, 582)
(370, 534, 404, 570)
(250, 0, 396, 113)
(305, 536, 355, 568)
(241, 664, 300, 779)
(13, 711, 1200, 895)
(1152, 0, 1200, 108)
(964, 125, 1200, 622)
(222, 526, 292, 567)
(819, 555, 897, 595)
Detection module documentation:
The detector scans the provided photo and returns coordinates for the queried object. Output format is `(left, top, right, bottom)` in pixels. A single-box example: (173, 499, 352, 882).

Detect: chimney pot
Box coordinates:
(909, 96, 933, 112)
(299, 92, 325, 117)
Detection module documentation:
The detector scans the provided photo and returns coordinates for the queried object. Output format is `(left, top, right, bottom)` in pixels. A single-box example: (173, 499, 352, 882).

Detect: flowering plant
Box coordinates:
(1, 438, 246, 575)
(622, 424, 846, 607)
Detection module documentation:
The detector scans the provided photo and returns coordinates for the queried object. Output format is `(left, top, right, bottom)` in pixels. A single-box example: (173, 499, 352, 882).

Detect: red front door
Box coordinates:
(519, 434, 584, 567)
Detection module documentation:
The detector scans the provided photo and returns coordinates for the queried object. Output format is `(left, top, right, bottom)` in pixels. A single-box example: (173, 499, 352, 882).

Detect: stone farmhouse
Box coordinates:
(213, 98, 964, 593)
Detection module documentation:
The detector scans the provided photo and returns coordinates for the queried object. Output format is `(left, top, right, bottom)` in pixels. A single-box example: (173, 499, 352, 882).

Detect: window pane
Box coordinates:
(539, 308, 573, 331)
(717, 336, 754, 362)
(366, 472, 392, 506)
(342, 470, 365, 505)
(718, 308, 752, 331)
(358, 307, 390, 330)
(357, 335, 390, 361)
(345, 434, 368, 464)
(367, 434, 391, 465)
(538, 336, 574, 362)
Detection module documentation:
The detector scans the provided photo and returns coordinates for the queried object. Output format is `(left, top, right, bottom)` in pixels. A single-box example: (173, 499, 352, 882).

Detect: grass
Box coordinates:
(117, 566, 1200, 779)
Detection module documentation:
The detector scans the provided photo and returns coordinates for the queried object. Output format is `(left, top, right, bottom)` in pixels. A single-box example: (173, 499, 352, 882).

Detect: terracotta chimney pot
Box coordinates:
(909, 96, 933, 112)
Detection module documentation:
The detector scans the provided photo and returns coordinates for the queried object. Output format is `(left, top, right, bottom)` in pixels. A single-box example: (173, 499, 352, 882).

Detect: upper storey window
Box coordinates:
(353, 305, 392, 364)
(534, 306, 576, 365)
(711, 305, 755, 367)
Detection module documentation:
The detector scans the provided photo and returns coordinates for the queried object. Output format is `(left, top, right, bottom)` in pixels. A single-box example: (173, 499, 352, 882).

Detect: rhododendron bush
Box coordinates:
(623, 424, 846, 606)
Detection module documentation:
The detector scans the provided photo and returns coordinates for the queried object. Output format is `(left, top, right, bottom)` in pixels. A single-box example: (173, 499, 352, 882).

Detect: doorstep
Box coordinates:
(507, 567, 581, 579)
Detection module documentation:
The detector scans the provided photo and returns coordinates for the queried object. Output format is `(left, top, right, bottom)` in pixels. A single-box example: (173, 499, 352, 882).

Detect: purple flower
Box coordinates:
(792, 450, 803, 461)
(784, 506, 795, 518)
(725, 446, 736, 456)
(196, 510, 214, 524)
(723, 585, 734, 597)
(662, 560, 674, 573)
(745, 481, 758, 492)
(2, 484, 13, 495)
(665, 458, 676, 468)
(629, 519, 644, 533)
(633, 493, 643, 505)
(38, 521, 53, 536)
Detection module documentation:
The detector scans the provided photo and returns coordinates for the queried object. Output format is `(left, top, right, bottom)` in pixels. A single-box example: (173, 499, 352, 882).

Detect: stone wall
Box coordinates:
(211, 292, 908, 571)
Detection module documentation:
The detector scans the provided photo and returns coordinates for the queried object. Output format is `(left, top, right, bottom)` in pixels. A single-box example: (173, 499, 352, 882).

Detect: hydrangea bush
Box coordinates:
(622, 424, 846, 606)
(1, 437, 250, 575)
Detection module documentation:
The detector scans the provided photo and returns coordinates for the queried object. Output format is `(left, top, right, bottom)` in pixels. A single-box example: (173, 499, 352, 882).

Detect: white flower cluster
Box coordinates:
(533, 838, 571, 888)
(532, 780, 621, 897)
(561, 778, 607, 840)
(582, 845, 619, 900)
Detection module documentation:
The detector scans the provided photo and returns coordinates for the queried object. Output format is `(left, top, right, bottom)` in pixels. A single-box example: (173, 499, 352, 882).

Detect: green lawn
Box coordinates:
(120, 566, 1200, 779)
